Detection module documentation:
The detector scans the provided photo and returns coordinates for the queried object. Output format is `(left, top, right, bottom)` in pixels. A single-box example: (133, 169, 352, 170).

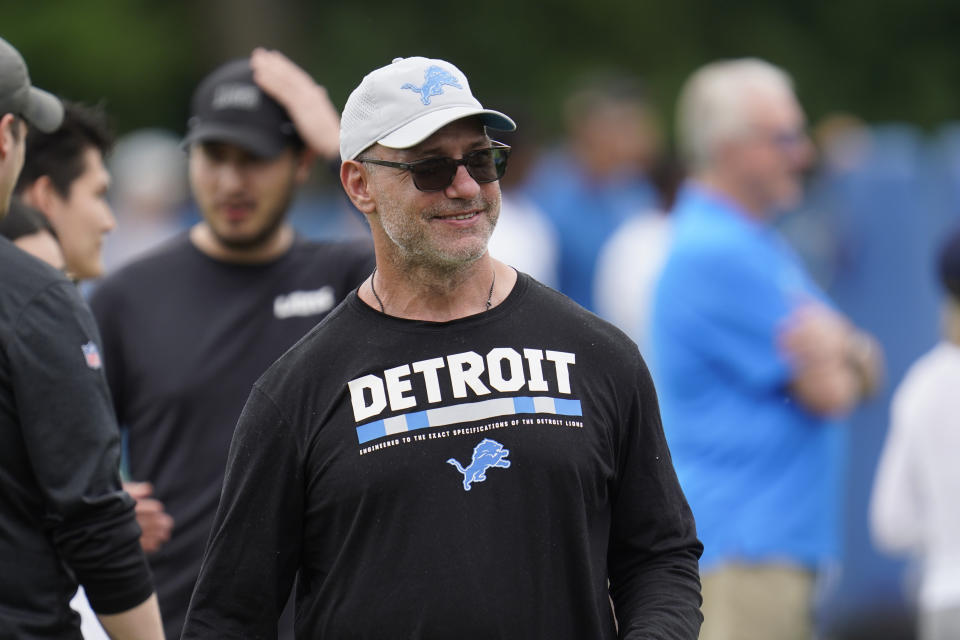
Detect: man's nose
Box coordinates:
(103, 206, 117, 232)
(217, 161, 246, 191)
(444, 164, 481, 199)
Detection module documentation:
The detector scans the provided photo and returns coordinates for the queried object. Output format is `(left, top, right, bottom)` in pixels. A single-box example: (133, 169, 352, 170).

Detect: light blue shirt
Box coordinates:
(524, 151, 657, 310)
(651, 184, 844, 571)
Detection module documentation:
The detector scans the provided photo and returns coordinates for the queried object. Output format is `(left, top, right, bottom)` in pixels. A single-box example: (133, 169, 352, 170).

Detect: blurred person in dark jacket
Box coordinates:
(0, 35, 163, 640)
(13, 98, 175, 557)
(0, 199, 117, 639)
(652, 58, 883, 640)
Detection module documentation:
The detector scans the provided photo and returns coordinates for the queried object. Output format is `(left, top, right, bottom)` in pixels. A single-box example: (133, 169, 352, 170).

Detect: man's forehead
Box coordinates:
(69, 146, 110, 188)
(746, 88, 804, 128)
(403, 117, 488, 156)
(193, 140, 272, 160)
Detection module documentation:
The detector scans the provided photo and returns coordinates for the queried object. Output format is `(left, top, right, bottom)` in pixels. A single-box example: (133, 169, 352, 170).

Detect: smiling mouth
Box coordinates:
(436, 211, 480, 221)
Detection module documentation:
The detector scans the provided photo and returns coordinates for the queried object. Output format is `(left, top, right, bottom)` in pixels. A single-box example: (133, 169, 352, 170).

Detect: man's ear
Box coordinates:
(19, 175, 60, 221)
(0, 114, 19, 159)
(293, 148, 317, 185)
(340, 160, 376, 215)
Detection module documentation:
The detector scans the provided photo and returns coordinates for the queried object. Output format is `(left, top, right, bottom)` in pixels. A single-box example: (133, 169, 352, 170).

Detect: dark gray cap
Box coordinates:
(182, 58, 301, 158)
(0, 37, 63, 133)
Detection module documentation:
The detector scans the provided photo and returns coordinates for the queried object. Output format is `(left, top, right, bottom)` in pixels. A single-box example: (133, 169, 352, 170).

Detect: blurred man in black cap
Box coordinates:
(0, 36, 164, 639)
(89, 50, 372, 639)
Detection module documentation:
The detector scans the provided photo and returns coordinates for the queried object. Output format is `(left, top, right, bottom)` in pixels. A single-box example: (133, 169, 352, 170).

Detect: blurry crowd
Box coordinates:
(3, 31, 960, 640)
(91, 73, 958, 359)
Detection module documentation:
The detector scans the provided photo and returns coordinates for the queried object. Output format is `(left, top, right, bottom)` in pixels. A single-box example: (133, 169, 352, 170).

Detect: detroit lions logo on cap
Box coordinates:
(447, 438, 511, 491)
(401, 65, 463, 105)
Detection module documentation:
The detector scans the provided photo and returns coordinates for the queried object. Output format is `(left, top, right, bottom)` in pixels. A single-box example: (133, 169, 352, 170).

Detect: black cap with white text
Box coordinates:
(182, 58, 301, 158)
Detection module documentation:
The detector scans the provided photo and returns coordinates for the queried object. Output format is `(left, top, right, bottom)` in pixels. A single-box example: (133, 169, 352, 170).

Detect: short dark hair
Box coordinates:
(15, 102, 113, 198)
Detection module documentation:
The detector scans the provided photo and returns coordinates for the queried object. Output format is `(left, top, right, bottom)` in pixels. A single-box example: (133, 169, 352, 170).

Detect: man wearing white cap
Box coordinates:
(182, 56, 702, 638)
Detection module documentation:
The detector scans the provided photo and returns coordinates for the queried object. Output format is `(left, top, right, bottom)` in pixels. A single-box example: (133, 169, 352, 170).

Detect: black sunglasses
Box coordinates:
(359, 142, 511, 192)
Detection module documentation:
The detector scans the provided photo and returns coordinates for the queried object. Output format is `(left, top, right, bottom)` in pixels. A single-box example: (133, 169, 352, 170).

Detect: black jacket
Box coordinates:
(0, 238, 153, 638)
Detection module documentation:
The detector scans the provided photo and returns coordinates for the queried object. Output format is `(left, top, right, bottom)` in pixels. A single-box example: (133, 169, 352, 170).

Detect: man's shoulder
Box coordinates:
(90, 233, 198, 322)
(0, 237, 62, 282)
(664, 207, 782, 288)
(288, 237, 374, 268)
(0, 239, 75, 318)
(95, 234, 193, 286)
(671, 205, 755, 254)
(253, 296, 358, 397)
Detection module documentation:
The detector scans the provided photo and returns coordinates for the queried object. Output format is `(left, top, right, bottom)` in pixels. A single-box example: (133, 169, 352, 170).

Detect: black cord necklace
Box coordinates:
(369, 266, 496, 314)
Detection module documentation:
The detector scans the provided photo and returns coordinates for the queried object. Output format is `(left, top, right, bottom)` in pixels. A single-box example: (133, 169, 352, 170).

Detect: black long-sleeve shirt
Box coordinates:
(0, 238, 153, 638)
(183, 273, 702, 638)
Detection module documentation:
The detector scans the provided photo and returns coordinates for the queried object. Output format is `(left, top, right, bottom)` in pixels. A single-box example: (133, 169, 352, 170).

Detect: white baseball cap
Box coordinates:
(340, 56, 515, 161)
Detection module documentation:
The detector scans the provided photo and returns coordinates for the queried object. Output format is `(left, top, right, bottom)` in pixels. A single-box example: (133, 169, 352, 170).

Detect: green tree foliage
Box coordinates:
(4, 0, 960, 138)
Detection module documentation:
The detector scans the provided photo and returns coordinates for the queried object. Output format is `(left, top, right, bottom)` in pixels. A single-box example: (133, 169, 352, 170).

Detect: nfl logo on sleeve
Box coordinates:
(81, 341, 102, 370)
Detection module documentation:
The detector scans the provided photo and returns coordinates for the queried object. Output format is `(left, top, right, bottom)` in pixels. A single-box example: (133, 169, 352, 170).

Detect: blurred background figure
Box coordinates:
(3, 115, 173, 640)
(651, 58, 883, 640)
(486, 106, 559, 287)
(773, 113, 873, 291)
(283, 159, 373, 242)
(103, 128, 189, 272)
(9, 98, 176, 570)
(870, 227, 960, 640)
(592, 153, 684, 352)
(0, 198, 66, 271)
(89, 50, 373, 640)
(0, 198, 112, 640)
(792, 114, 955, 638)
(0, 35, 164, 640)
(14, 101, 116, 283)
(524, 72, 661, 310)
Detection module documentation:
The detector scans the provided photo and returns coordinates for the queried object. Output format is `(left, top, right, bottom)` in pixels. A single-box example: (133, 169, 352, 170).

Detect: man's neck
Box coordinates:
(359, 253, 517, 322)
(189, 223, 295, 264)
(696, 172, 768, 222)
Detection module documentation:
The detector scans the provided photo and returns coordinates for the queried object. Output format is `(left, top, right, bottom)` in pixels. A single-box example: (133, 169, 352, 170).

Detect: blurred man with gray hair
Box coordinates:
(651, 58, 882, 639)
